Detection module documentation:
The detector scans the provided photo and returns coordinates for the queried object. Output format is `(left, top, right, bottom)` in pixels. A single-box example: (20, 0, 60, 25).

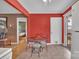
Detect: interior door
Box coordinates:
(50, 17, 62, 44)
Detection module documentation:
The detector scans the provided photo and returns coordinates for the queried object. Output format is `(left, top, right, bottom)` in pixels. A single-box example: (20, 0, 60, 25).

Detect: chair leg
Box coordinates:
(46, 45, 48, 51)
(41, 47, 44, 52)
(38, 52, 40, 57)
(31, 47, 34, 57)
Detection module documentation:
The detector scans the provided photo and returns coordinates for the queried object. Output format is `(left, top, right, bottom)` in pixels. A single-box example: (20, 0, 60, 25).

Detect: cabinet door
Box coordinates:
(1, 52, 12, 59)
(72, 1, 79, 59)
(72, 1, 79, 30)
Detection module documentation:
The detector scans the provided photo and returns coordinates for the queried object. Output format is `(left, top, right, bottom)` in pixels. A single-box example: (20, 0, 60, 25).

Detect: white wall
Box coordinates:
(72, 1, 79, 59)
(0, 0, 21, 14)
(63, 10, 71, 46)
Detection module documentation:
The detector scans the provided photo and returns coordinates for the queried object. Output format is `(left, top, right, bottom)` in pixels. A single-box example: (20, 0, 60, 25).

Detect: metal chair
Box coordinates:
(40, 39, 48, 52)
(31, 41, 41, 57)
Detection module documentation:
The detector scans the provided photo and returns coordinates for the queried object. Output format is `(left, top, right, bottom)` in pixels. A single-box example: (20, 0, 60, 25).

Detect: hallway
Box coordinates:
(17, 45, 71, 59)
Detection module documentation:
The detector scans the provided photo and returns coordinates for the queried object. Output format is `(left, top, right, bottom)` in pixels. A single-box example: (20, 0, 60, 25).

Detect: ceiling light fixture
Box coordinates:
(43, 0, 52, 3)
(43, 0, 47, 3)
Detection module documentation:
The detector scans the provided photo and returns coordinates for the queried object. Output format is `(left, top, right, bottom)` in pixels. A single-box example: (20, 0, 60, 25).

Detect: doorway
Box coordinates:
(67, 15, 72, 49)
(17, 17, 27, 44)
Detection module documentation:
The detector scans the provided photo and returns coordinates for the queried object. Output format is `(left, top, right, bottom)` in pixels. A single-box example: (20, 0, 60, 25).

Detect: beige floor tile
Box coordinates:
(17, 45, 71, 59)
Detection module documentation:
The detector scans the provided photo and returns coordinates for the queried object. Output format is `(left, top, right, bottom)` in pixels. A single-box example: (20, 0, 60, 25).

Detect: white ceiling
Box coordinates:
(18, 0, 78, 14)
(0, 0, 21, 14)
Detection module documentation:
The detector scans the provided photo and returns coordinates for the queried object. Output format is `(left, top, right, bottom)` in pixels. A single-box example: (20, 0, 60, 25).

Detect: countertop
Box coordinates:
(0, 48, 12, 58)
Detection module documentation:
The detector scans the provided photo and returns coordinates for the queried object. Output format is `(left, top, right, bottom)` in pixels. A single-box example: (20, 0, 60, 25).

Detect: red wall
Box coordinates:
(62, 15, 64, 43)
(28, 14, 62, 43)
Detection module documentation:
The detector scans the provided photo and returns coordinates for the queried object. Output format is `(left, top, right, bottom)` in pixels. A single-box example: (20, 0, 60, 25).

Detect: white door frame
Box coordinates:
(16, 17, 27, 44)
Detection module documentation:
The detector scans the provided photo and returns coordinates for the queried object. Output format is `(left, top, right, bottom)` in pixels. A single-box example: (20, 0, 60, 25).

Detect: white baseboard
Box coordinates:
(11, 42, 18, 45)
(47, 43, 53, 45)
(47, 43, 62, 45)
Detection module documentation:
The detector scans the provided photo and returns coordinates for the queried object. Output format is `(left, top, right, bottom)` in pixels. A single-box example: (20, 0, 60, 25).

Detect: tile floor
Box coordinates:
(17, 45, 71, 59)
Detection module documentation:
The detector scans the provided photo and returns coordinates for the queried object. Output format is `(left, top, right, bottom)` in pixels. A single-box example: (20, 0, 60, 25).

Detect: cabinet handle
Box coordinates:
(75, 31, 79, 32)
